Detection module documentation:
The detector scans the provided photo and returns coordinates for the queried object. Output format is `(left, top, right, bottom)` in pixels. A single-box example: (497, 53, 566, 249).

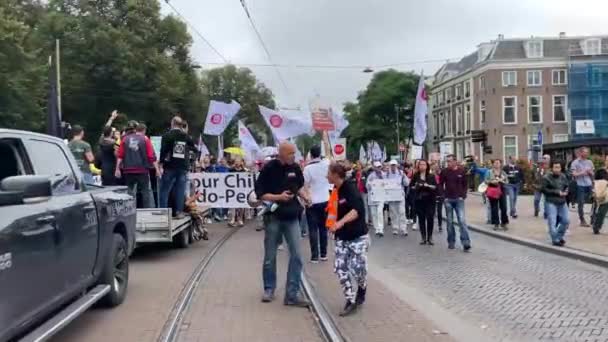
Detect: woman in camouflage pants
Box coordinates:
(327, 162, 370, 317)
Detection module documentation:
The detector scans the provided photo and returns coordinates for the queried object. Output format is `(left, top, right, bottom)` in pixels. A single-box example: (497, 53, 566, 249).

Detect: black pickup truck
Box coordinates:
(0, 129, 136, 342)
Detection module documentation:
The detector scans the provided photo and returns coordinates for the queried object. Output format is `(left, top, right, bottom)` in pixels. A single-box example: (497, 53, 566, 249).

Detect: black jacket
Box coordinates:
(410, 172, 437, 202)
(335, 181, 368, 241)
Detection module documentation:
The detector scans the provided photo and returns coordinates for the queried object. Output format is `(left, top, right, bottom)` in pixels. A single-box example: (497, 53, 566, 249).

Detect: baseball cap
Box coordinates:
(373, 161, 382, 167)
(389, 160, 398, 165)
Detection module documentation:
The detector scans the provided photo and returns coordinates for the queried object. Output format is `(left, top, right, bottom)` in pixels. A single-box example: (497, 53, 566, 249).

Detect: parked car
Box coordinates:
(0, 129, 136, 342)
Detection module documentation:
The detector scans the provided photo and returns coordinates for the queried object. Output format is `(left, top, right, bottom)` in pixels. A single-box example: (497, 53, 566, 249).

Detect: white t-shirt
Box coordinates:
(304, 158, 331, 204)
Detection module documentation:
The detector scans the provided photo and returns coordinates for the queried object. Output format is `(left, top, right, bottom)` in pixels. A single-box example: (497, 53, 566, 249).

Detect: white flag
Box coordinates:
(259, 105, 312, 141)
(370, 141, 383, 161)
(413, 73, 428, 145)
(383, 145, 387, 161)
(327, 110, 349, 145)
(359, 145, 366, 163)
(204, 100, 241, 136)
(238, 120, 260, 159)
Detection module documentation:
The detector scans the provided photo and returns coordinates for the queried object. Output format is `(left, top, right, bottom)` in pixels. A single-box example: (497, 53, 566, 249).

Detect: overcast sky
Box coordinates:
(160, 0, 608, 111)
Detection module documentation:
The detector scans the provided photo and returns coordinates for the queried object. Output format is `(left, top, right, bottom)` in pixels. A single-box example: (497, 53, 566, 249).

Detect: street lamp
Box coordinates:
(394, 104, 411, 160)
(362, 67, 374, 73)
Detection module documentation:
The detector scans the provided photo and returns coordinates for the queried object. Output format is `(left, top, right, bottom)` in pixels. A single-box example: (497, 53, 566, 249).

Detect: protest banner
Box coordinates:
(368, 179, 404, 203)
(189, 172, 257, 208)
(311, 107, 336, 131)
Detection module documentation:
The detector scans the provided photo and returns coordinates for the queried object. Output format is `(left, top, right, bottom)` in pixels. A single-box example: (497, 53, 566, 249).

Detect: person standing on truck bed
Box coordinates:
(255, 142, 312, 307)
(68, 125, 96, 185)
(159, 116, 195, 219)
(115, 121, 157, 208)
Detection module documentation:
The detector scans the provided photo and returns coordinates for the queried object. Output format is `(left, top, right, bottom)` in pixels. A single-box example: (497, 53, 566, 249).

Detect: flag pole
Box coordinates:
(55, 39, 62, 123)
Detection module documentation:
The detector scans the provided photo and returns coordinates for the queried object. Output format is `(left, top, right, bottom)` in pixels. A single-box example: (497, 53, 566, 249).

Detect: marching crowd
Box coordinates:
(64, 112, 608, 318)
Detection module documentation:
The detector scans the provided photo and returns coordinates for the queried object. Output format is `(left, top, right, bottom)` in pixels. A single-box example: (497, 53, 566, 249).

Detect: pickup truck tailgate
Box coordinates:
(135, 209, 191, 244)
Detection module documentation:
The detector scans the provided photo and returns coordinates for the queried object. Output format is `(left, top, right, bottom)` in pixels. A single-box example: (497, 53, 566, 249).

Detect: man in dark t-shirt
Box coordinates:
(255, 142, 311, 307)
(158, 116, 195, 218)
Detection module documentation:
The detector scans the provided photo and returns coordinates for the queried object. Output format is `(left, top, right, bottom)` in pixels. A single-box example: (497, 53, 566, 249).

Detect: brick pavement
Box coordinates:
(52, 224, 233, 342)
(464, 194, 608, 257)
(177, 226, 323, 342)
(301, 238, 455, 342)
(369, 224, 608, 342)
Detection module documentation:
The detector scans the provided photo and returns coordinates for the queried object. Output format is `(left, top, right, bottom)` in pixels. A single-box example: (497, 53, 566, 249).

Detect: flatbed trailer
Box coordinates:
(135, 207, 209, 248)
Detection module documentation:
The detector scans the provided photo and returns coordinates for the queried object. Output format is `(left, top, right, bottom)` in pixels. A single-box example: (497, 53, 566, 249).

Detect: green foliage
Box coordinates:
(343, 69, 419, 158)
(0, 0, 276, 146)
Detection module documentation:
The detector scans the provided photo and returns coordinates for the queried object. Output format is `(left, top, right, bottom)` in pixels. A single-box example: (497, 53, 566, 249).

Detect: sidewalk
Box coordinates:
(300, 239, 454, 342)
(464, 194, 608, 257)
(178, 226, 323, 342)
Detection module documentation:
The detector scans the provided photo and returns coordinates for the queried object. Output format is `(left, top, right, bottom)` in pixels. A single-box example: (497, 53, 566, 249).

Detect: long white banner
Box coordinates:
(189, 172, 257, 208)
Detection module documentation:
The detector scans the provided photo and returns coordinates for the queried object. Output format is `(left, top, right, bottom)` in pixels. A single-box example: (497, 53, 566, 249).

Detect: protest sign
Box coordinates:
(189, 172, 257, 208)
(368, 179, 404, 203)
(150, 136, 162, 158)
(332, 138, 346, 161)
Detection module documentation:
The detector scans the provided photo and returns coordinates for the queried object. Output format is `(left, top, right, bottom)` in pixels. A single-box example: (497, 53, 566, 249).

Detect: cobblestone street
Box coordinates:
(368, 225, 608, 342)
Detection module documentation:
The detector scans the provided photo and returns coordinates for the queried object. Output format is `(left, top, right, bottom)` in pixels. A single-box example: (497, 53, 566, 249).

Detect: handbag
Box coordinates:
(486, 185, 502, 200)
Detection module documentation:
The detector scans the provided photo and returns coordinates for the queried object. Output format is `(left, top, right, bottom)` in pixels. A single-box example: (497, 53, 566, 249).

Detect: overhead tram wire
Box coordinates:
(238, 0, 290, 94)
(164, 0, 229, 63)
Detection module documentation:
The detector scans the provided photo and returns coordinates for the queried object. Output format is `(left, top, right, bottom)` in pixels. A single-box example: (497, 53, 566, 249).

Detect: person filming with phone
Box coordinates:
(255, 142, 311, 307)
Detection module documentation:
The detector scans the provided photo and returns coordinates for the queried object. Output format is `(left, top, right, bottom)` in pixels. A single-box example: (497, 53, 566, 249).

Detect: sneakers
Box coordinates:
(501, 223, 508, 231)
(237, 220, 244, 227)
(173, 212, 186, 220)
(310, 259, 319, 264)
(355, 287, 367, 305)
(427, 239, 434, 246)
(284, 297, 310, 308)
(463, 245, 472, 252)
(223, 215, 228, 221)
(339, 300, 358, 316)
(411, 224, 419, 231)
(228, 221, 237, 227)
(581, 222, 590, 228)
(278, 244, 285, 251)
(375, 232, 384, 237)
(261, 290, 275, 303)
(320, 256, 329, 261)
(392, 230, 399, 236)
(448, 245, 456, 250)
(256, 225, 264, 231)
(420, 240, 427, 245)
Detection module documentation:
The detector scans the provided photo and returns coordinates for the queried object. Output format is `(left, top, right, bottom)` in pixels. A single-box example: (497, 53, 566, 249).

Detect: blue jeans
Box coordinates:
(263, 215, 303, 301)
(83, 172, 95, 185)
(534, 190, 546, 217)
(504, 183, 520, 216)
(444, 198, 471, 248)
(159, 168, 187, 214)
(545, 202, 569, 243)
(576, 186, 592, 223)
(306, 202, 328, 260)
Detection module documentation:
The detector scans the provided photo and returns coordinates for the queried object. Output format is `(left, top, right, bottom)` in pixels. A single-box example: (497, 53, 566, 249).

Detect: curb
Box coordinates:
(301, 271, 348, 342)
(466, 222, 608, 268)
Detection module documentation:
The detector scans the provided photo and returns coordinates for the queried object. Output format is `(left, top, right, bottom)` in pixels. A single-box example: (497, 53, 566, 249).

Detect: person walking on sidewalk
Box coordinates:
(533, 155, 551, 218)
(571, 147, 594, 227)
(366, 161, 387, 237)
(485, 159, 509, 231)
(303, 145, 331, 263)
(255, 142, 311, 307)
(326, 162, 370, 317)
(541, 161, 570, 246)
(503, 156, 524, 219)
(438, 154, 472, 252)
(386, 160, 408, 236)
(592, 156, 608, 234)
(412, 160, 437, 245)
(159, 116, 195, 218)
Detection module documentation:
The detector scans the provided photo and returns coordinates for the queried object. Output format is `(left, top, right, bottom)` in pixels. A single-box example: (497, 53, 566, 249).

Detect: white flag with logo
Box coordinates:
(413, 73, 428, 145)
(370, 141, 383, 161)
(204, 100, 241, 136)
(259, 105, 312, 141)
(332, 138, 347, 161)
(238, 120, 260, 159)
(359, 145, 367, 163)
(328, 110, 349, 145)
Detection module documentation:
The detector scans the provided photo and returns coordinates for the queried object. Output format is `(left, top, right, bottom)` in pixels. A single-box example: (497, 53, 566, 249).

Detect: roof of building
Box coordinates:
(432, 34, 608, 87)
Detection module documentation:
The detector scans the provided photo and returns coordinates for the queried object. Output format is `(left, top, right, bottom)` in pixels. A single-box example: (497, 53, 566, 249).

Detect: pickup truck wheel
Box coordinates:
(98, 233, 129, 307)
(174, 227, 190, 248)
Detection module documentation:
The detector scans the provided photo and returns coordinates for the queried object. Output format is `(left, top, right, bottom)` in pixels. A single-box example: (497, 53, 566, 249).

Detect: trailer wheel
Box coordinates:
(98, 233, 129, 307)
(174, 227, 190, 248)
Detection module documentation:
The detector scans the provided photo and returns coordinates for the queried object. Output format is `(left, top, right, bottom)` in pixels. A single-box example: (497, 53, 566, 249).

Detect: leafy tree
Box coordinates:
(200, 65, 275, 151)
(343, 69, 419, 157)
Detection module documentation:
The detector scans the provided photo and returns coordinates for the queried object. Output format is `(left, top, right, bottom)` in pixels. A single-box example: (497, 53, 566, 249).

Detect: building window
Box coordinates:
(479, 75, 486, 90)
(553, 95, 567, 122)
(480, 100, 486, 125)
(502, 71, 517, 87)
(446, 109, 452, 136)
(456, 106, 463, 133)
(503, 136, 518, 161)
(438, 91, 444, 104)
(456, 85, 463, 99)
(528, 95, 542, 123)
(585, 38, 601, 55)
(552, 69, 567, 85)
(503, 96, 517, 124)
(465, 141, 472, 157)
(528, 134, 540, 149)
(527, 41, 543, 58)
(553, 134, 569, 143)
(439, 112, 445, 136)
(465, 104, 471, 132)
(527, 70, 542, 87)
(590, 68, 602, 87)
(465, 82, 470, 97)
